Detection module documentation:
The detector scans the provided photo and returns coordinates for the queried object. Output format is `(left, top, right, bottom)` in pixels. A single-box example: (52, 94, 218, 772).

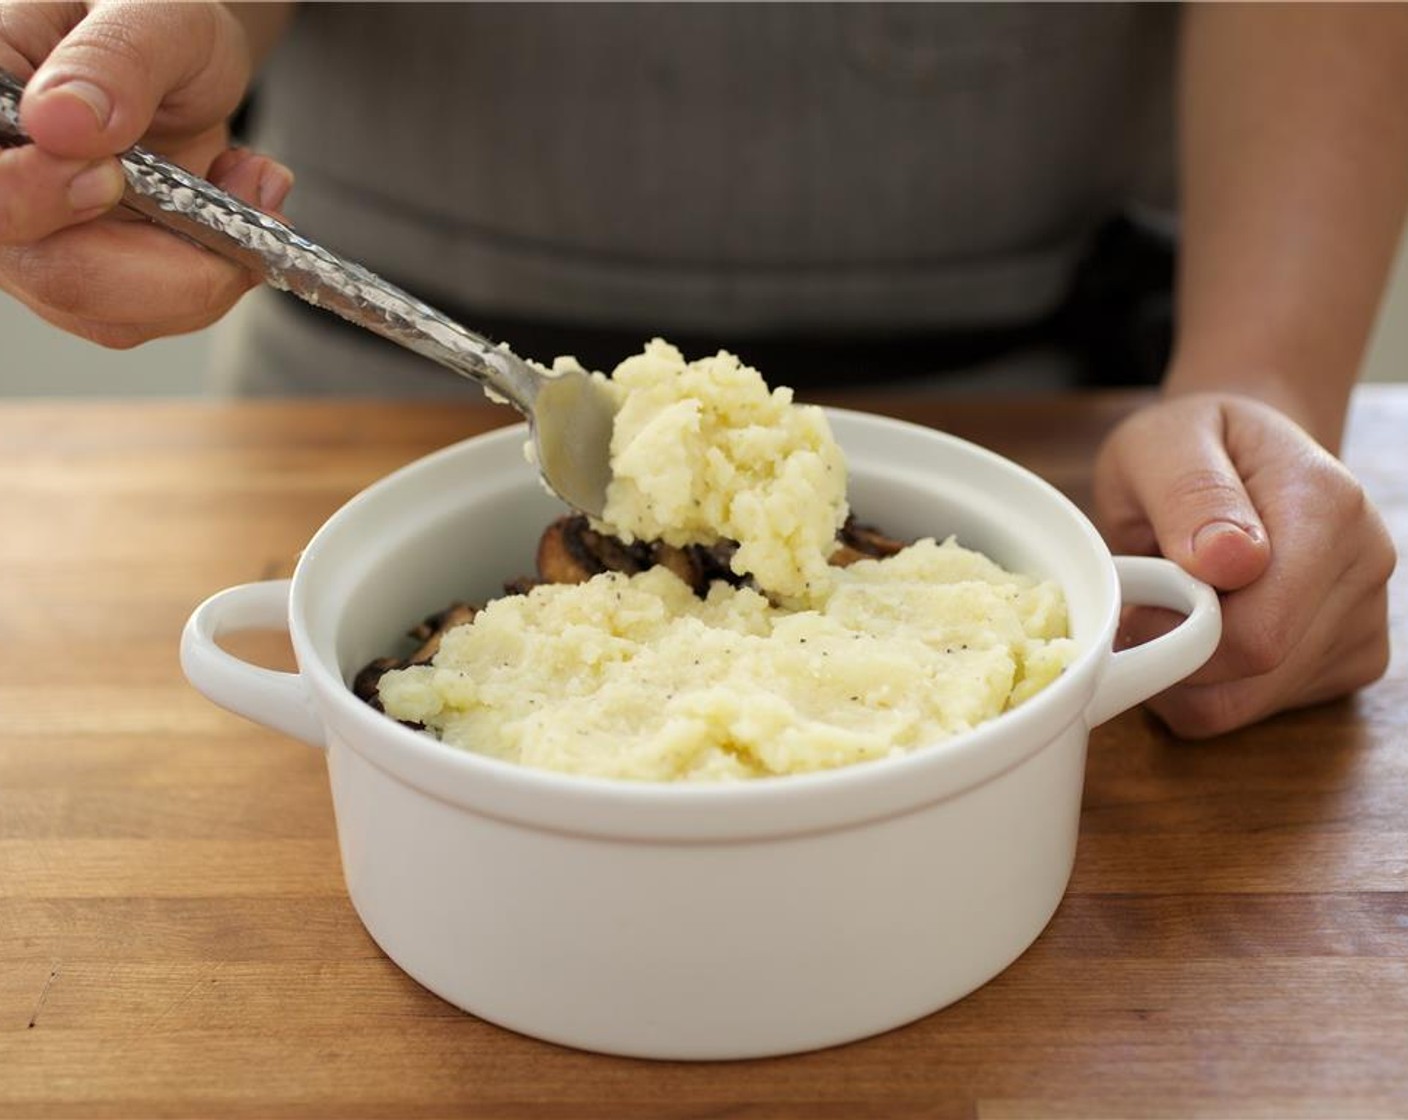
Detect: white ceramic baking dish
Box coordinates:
(181, 408, 1219, 1060)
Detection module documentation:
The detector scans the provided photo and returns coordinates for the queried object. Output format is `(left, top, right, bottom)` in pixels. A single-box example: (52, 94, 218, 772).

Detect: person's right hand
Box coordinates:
(0, 1, 294, 349)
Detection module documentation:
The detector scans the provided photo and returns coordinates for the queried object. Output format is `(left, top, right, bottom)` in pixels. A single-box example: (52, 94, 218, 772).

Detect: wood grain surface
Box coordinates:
(1, 389, 1405, 1120)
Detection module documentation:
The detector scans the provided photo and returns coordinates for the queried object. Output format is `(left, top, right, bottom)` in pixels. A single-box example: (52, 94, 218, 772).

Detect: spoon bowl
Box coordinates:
(529, 365, 615, 517)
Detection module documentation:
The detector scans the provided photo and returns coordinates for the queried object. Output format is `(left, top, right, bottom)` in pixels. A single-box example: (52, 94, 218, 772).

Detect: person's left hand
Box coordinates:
(1091, 391, 1396, 737)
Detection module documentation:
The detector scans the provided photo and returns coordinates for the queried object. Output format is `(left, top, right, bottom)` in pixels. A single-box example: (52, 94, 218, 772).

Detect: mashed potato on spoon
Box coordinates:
(563, 337, 848, 607)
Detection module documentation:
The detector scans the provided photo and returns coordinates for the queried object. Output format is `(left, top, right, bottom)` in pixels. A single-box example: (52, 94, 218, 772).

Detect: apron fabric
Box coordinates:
(209, 1, 1176, 396)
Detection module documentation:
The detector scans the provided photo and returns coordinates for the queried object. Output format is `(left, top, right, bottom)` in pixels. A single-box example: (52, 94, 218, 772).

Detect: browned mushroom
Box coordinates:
(685, 539, 745, 589)
(831, 518, 908, 567)
(352, 657, 401, 710)
(350, 601, 479, 717)
(538, 515, 651, 584)
(537, 515, 718, 589)
(405, 602, 479, 662)
(501, 575, 541, 596)
(649, 541, 705, 588)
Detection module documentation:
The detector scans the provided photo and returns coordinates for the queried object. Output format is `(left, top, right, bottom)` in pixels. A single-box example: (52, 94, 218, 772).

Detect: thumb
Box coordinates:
(1099, 400, 1272, 592)
(20, 1, 250, 159)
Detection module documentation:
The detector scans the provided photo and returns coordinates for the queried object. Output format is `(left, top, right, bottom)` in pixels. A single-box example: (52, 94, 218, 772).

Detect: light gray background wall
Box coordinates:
(0, 311, 210, 396)
(2, 226, 1406, 395)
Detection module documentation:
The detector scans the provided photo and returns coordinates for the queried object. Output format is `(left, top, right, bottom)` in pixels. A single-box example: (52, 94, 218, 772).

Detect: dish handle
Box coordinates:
(180, 580, 326, 749)
(1085, 556, 1222, 729)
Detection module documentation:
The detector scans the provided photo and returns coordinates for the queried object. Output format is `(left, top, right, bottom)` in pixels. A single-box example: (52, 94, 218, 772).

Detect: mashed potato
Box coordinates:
(378, 537, 1076, 783)
(376, 340, 1076, 782)
(558, 338, 848, 606)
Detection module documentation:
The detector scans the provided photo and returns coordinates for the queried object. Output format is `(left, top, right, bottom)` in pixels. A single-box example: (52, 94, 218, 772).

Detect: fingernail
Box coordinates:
(43, 79, 112, 130)
(67, 160, 125, 212)
(1192, 519, 1263, 553)
(257, 163, 294, 211)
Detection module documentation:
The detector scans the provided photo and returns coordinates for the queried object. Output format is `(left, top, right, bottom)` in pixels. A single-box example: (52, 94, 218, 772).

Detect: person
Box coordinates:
(0, 2, 1399, 739)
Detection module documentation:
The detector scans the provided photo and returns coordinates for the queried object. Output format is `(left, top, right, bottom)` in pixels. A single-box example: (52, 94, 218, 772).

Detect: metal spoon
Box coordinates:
(0, 67, 616, 517)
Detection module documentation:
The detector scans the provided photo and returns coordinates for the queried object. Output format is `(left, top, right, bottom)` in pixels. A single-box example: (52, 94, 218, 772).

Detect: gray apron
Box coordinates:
(209, 2, 1175, 396)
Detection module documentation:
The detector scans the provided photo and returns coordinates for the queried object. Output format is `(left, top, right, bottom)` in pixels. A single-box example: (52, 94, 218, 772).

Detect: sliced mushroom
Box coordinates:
(350, 601, 479, 717)
(405, 601, 479, 662)
(537, 515, 656, 585)
(831, 517, 908, 567)
(502, 575, 541, 597)
(650, 541, 705, 588)
(687, 539, 746, 588)
(352, 657, 401, 710)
